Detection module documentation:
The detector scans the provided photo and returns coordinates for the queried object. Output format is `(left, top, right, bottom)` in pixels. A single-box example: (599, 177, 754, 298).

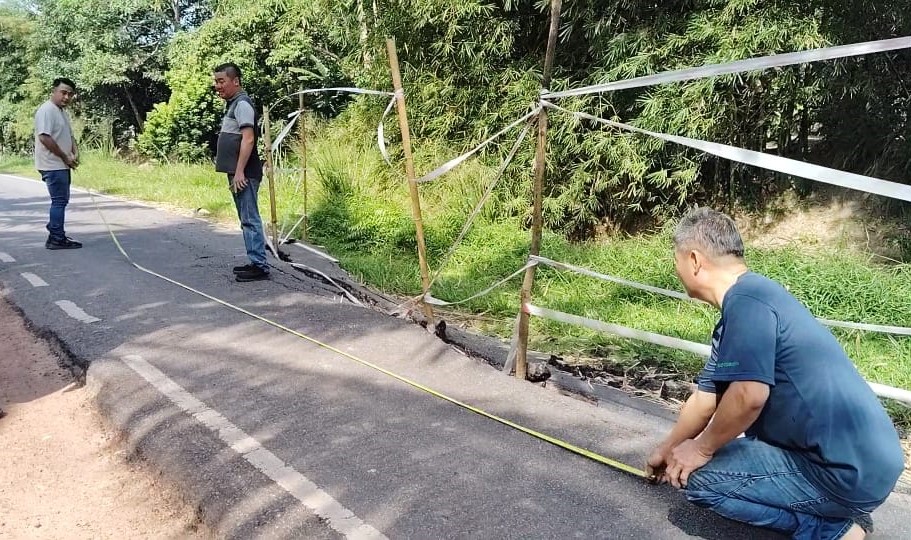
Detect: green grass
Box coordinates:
(0, 151, 320, 238)
(4, 138, 910, 428)
(291, 132, 911, 424)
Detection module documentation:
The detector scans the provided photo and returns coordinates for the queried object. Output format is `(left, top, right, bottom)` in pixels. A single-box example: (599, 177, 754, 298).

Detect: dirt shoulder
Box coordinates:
(0, 292, 210, 539)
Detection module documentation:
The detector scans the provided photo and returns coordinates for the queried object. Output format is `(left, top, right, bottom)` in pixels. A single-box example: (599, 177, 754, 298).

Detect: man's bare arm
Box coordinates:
(39, 134, 74, 166)
(661, 381, 769, 488)
(647, 389, 716, 480)
(695, 381, 768, 454)
(660, 390, 717, 453)
(234, 127, 255, 176)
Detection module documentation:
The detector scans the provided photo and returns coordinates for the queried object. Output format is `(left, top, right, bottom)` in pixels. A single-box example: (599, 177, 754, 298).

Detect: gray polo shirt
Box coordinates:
(215, 91, 262, 178)
(34, 101, 74, 171)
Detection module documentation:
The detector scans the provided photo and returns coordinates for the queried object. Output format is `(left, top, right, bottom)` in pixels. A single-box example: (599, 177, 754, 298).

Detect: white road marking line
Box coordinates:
(20, 272, 48, 287)
(54, 300, 101, 323)
(121, 354, 386, 540)
(0, 252, 14, 263)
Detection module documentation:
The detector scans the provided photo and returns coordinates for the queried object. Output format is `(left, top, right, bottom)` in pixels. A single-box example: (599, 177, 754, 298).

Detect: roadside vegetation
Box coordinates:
(2, 0, 909, 426)
(4, 139, 909, 427)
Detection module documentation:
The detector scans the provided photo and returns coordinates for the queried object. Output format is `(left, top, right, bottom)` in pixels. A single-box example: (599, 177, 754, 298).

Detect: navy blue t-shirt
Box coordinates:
(698, 272, 904, 506)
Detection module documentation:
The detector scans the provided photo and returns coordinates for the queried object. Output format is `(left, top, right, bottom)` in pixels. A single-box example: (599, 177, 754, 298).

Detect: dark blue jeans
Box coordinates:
(686, 437, 878, 539)
(228, 176, 268, 271)
(41, 169, 71, 241)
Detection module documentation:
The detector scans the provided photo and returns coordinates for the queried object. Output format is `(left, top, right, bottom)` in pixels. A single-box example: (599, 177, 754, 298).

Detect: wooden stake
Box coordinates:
(514, 0, 562, 380)
(262, 106, 280, 251)
(298, 89, 309, 242)
(386, 37, 435, 325)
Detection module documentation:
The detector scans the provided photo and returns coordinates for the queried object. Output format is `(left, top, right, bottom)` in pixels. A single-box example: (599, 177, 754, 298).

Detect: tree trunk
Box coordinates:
(357, 0, 372, 67)
(124, 86, 144, 133)
(171, 1, 181, 29)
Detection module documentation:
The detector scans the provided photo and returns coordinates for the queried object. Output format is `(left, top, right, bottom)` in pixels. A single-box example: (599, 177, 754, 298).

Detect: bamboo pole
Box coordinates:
(386, 37, 435, 325)
(514, 0, 562, 380)
(299, 89, 309, 242)
(262, 106, 280, 251)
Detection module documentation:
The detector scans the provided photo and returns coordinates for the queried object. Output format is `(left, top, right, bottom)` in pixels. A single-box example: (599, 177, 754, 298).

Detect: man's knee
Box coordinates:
(684, 466, 716, 492)
(684, 470, 721, 508)
(685, 487, 723, 509)
(683, 466, 749, 510)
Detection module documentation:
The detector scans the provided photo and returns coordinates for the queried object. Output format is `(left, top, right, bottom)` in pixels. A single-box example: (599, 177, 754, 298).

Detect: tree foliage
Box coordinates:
(3, 0, 910, 232)
(0, 3, 35, 150)
(136, 0, 350, 160)
(0, 0, 211, 151)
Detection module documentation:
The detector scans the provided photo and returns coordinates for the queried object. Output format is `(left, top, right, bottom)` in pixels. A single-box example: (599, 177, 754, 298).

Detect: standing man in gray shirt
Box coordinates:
(35, 77, 81, 250)
(212, 63, 269, 282)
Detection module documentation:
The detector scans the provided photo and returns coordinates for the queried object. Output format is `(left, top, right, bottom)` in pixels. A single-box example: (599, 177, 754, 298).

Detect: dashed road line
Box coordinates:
(54, 300, 101, 323)
(20, 272, 48, 287)
(121, 354, 387, 540)
(0, 252, 14, 263)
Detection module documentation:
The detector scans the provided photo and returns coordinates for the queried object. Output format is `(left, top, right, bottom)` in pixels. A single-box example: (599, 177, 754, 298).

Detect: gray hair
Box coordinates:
(673, 207, 744, 259)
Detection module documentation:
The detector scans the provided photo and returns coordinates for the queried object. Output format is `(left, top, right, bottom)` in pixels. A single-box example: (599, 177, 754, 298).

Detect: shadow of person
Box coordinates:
(667, 497, 787, 539)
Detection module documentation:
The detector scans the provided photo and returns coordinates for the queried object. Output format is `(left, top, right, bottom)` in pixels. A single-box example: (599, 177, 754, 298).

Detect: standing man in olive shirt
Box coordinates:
(212, 63, 269, 282)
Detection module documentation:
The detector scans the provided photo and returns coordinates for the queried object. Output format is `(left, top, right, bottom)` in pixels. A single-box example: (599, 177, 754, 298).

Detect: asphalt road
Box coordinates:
(1, 172, 908, 539)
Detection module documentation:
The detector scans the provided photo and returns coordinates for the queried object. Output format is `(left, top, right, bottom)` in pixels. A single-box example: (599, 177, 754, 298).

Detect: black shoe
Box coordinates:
(235, 266, 270, 282)
(46, 236, 82, 250)
(233, 264, 257, 273)
(853, 514, 874, 534)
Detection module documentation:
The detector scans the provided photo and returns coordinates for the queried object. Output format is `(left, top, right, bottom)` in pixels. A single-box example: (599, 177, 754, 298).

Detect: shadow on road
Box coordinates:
(0, 187, 784, 538)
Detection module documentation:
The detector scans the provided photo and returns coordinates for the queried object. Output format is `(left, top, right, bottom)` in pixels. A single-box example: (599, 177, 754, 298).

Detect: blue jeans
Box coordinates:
(41, 169, 71, 241)
(686, 438, 878, 539)
(229, 176, 269, 271)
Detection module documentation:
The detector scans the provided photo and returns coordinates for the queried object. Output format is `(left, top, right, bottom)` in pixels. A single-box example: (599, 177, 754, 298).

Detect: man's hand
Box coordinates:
(646, 389, 717, 486)
(646, 447, 669, 484)
(231, 173, 248, 193)
(665, 439, 713, 489)
(38, 134, 77, 169)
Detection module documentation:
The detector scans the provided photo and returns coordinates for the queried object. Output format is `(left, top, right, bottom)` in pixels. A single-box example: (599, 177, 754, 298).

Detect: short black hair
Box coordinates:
(52, 77, 77, 91)
(213, 62, 242, 81)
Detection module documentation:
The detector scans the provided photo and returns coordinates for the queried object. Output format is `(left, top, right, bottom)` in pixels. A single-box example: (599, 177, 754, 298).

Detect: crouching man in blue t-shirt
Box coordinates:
(646, 208, 904, 539)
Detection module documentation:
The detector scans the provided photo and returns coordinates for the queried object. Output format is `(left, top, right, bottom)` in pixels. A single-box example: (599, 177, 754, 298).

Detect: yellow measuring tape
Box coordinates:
(88, 190, 646, 479)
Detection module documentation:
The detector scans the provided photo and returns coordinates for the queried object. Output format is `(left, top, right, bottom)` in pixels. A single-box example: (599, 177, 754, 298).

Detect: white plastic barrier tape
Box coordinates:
(543, 36, 911, 99)
(525, 304, 713, 357)
(530, 255, 694, 302)
(377, 95, 397, 165)
(816, 318, 911, 336)
(525, 304, 911, 405)
(544, 101, 911, 203)
(532, 254, 911, 336)
(417, 107, 542, 184)
(280, 213, 308, 244)
(868, 382, 911, 404)
(289, 87, 394, 98)
(269, 87, 396, 162)
(427, 121, 535, 290)
(271, 110, 303, 153)
(424, 261, 537, 307)
(288, 262, 363, 306)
